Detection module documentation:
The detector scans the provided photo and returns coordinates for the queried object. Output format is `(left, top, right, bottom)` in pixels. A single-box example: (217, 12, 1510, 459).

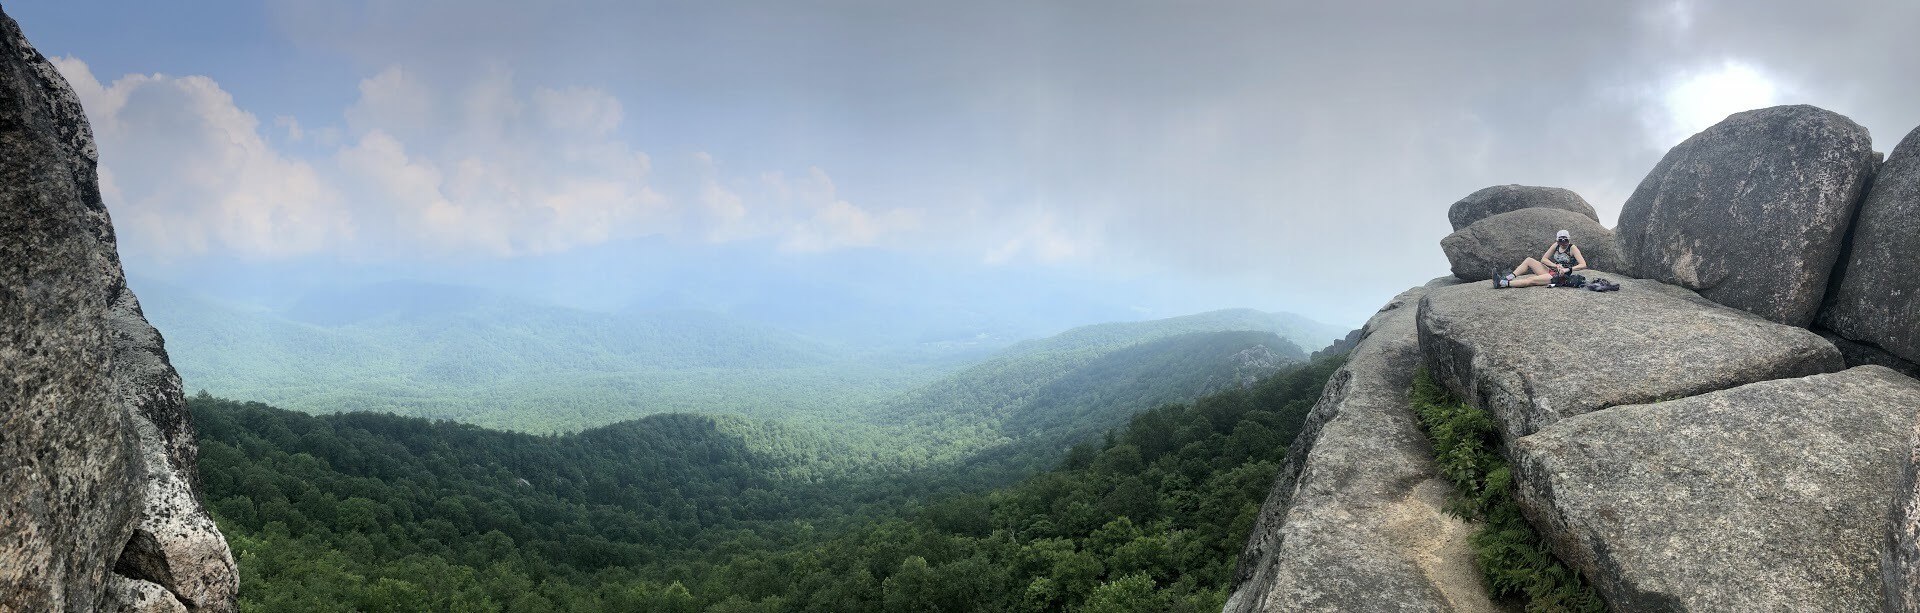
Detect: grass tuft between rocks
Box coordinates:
(1409, 370, 1605, 613)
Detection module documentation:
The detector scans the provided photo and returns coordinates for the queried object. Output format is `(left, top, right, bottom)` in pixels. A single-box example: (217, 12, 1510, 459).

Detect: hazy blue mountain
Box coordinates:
(136, 277, 1342, 434)
(137, 281, 949, 432)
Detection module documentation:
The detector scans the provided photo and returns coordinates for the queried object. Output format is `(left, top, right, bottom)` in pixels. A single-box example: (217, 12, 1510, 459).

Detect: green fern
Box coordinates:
(1410, 370, 1605, 613)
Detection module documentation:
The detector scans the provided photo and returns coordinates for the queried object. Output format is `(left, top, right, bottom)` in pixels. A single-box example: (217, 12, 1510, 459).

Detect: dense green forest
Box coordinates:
(140, 280, 1345, 433)
(196, 356, 1344, 612)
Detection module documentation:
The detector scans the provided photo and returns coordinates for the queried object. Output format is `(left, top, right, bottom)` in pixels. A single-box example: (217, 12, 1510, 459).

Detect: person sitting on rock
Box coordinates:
(1495, 229, 1587, 288)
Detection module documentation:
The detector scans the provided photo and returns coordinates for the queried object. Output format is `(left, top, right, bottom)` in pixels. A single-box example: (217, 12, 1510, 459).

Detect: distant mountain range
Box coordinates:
(134, 279, 1347, 433)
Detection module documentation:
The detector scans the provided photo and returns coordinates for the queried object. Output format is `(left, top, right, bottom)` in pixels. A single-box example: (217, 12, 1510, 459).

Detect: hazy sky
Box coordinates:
(11, 1, 1920, 326)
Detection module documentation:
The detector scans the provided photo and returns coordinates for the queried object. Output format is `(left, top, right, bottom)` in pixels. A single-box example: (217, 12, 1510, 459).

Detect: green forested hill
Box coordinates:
(870, 330, 1306, 478)
(197, 356, 1343, 612)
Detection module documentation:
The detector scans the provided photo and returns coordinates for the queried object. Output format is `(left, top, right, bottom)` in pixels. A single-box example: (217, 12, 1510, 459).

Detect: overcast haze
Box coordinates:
(12, 0, 1920, 327)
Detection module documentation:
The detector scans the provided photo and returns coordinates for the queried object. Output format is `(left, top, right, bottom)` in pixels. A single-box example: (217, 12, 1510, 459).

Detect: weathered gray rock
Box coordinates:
(102, 574, 190, 613)
(1513, 366, 1920, 612)
(1819, 124, 1920, 364)
(0, 7, 236, 612)
(1417, 274, 1841, 440)
(1446, 184, 1599, 231)
(0, 8, 143, 611)
(1617, 104, 1877, 326)
(103, 288, 238, 612)
(1227, 279, 1496, 613)
(1889, 404, 1920, 613)
(1441, 207, 1621, 281)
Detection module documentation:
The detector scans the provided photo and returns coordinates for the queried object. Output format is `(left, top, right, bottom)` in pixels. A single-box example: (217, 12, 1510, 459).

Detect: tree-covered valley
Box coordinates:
(196, 355, 1343, 611)
(129, 272, 1362, 611)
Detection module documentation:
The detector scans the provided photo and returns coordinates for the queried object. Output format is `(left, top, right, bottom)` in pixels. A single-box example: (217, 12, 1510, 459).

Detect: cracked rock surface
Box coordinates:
(1227, 278, 1496, 613)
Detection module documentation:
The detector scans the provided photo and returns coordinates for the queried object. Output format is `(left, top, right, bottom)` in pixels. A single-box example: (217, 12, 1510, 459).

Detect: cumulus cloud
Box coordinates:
(54, 57, 351, 259)
(335, 66, 668, 256)
(695, 156, 920, 251)
(58, 59, 931, 259)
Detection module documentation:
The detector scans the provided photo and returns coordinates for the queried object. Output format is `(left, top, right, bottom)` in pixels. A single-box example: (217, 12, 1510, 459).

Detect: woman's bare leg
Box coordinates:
(1512, 257, 1550, 277)
(1508, 274, 1554, 288)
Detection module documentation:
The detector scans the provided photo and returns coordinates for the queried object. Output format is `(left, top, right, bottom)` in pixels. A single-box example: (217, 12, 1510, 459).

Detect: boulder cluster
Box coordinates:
(0, 7, 237, 613)
(1232, 103, 1920, 612)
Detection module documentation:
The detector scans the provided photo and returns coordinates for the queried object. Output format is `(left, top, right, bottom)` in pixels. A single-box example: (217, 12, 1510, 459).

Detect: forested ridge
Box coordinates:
(196, 356, 1344, 611)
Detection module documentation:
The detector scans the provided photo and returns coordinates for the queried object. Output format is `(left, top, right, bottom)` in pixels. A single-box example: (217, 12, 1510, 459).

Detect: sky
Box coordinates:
(9, 0, 1920, 328)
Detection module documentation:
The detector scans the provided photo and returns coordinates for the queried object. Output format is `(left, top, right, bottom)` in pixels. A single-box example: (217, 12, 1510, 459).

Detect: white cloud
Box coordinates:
(53, 56, 351, 260)
(694, 156, 920, 251)
(55, 59, 692, 259)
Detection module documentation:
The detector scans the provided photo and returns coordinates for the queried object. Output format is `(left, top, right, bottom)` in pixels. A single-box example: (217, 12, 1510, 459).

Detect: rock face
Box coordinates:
(1227, 277, 1497, 613)
(1417, 274, 1841, 439)
(1616, 104, 1877, 326)
(1891, 410, 1920, 613)
(1513, 366, 1919, 612)
(1446, 184, 1599, 231)
(1820, 124, 1920, 364)
(1440, 207, 1621, 281)
(0, 7, 237, 613)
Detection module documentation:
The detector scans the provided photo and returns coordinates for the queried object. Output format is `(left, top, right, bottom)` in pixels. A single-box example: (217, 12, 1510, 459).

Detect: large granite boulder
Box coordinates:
(1616, 104, 1877, 326)
(1417, 274, 1841, 440)
(1513, 366, 1920, 612)
(1446, 184, 1599, 231)
(1227, 277, 1497, 613)
(0, 7, 236, 612)
(1440, 207, 1621, 281)
(1820, 124, 1920, 364)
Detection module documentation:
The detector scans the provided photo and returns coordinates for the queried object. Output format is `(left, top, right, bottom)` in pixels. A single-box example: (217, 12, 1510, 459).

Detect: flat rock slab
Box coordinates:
(1512, 366, 1920, 612)
(1418, 274, 1841, 439)
(1229, 280, 1496, 613)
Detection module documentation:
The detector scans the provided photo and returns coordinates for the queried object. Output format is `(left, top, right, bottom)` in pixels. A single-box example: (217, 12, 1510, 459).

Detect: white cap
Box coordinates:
(1555, 229, 1570, 240)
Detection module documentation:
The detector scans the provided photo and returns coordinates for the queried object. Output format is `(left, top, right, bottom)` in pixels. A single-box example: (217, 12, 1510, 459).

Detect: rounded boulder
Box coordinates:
(1441, 207, 1620, 281)
(1446, 185, 1598, 231)
(1616, 104, 1877, 326)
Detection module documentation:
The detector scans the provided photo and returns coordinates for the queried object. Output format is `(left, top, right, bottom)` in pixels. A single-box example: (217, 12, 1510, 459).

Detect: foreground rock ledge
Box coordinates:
(1513, 366, 1920, 612)
(1227, 278, 1496, 613)
(1417, 274, 1841, 440)
(0, 5, 237, 611)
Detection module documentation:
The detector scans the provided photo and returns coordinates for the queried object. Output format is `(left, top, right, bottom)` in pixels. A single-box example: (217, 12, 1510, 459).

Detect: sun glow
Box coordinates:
(1657, 61, 1781, 145)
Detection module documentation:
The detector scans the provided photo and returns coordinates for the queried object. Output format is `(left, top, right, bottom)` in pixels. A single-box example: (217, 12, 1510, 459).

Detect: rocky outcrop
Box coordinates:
(1819, 124, 1920, 364)
(1616, 104, 1877, 326)
(1440, 207, 1620, 281)
(1446, 184, 1599, 231)
(1417, 274, 1841, 440)
(1514, 366, 1919, 612)
(0, 7, 236, 612)
(1308, 328, 1363, 361)
(1227, 277, 1497, 613)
